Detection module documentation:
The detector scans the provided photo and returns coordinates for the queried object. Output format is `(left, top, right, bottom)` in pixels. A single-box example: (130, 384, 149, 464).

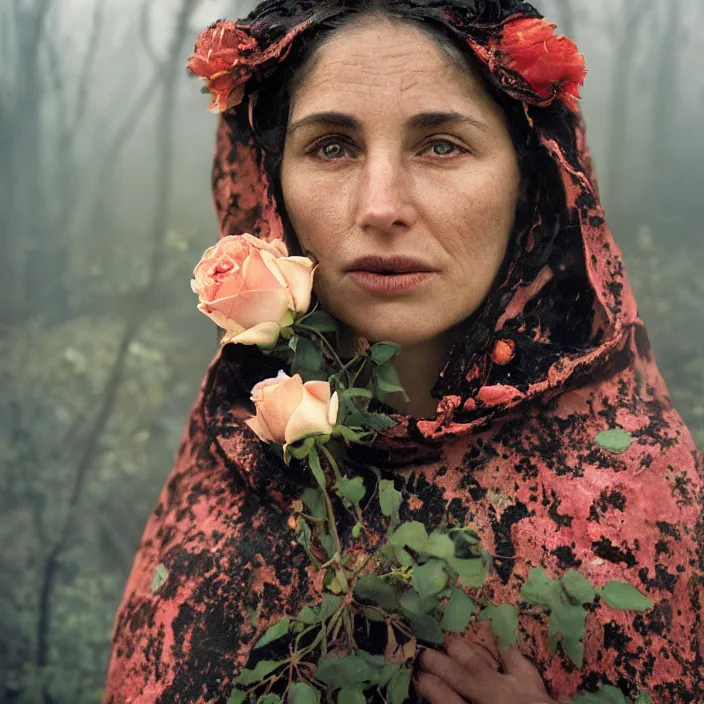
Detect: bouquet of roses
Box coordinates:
(191, 235, 654, 704)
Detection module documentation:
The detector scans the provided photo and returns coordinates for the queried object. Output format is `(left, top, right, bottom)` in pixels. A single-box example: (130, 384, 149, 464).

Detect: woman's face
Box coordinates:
(281, 20, 520, 346)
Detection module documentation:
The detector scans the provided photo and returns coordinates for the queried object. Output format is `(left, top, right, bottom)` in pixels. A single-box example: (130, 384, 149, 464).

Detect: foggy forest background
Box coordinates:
(1, 0, 702, 701)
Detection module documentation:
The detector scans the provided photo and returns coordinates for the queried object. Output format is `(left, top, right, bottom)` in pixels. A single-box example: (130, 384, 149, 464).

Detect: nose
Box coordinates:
(354, 153, 417, 234)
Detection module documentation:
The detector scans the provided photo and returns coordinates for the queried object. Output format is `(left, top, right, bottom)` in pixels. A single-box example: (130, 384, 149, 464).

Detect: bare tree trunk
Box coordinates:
(649, 0, 682, 219)
(33, 3, 200, 700)
(603, 0, 656, 231)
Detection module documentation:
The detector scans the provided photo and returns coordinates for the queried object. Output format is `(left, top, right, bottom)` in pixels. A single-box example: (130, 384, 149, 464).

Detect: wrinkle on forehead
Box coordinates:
(290, 21, 484, 116)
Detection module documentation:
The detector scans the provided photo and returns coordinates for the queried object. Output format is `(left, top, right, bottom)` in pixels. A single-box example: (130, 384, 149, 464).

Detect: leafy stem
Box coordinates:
(295, 323, 350, 385)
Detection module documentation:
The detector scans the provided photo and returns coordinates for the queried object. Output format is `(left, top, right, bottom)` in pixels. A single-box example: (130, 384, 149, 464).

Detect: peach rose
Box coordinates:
(245, 371, 339, 447)
(191, 234, 315, 348)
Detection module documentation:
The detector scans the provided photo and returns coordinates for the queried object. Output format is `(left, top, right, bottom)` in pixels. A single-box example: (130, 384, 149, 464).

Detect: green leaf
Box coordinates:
(371, 341, 401, 366)
(301, 487, 326, 519)
(334, 425, 365, 443)
(237, 660, 285, 686)
(354, 574, 400, 611)
(336, 475, 366, 505)
(478, 604, 518, 652)
(447, 556, 489, 589)
(412, 560, 449, 600)
(424, 531, 456, 560)
(410, 614, 445, 644)
(399, 589, 422, 617)
(600, 581, 653, 611)
(560, 635, 584, 667)
(595, 429, 633, 454)
(635, 692, 654, 704)
(351, 523, 362, 539)
(227, 689, 247, 704)
(289, 682, 321, 704)
(520, 567, 563, 610)
(341, 387, 374, 400)
(150, 564, 169, 594)
(362, 607, 386, 622)
(379, 663, 402, 688)
(561, 570, 597, 606)
(320, 593, 343, 620)
(549, 602, 587, 642)
(301, 311, 339, 334)
(320, 531, 337, 560)
(296, 518, 311, 550)
(289, 436, 316, 460)
(379, 480, 402, 522)
(254, 617, 291, 649)
(361, 412, 398, 430)
(315, 655, 377, 692)
(309, 448, 326, 489)
(389, 522, 428, 553)
(292, 336, 324, 377)
(441, 588, 476, 633)
(296, 605, 320, 624)
(257, 695, 282, 704)
(375, 362, 407, 397)
(574, 685, 628, 704)
(337, 685, 366, 704)
(386, 665, 411, 704)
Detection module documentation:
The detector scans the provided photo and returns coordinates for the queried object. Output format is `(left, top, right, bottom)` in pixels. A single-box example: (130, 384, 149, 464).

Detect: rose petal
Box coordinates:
(285, 382, 334, 444)
(253, 374, 304, 444)
(245, 414, 276, 443)
(328, 391, 339, 427)
(197, 303, 246, 334)
(242, 234, 289, 258)
(224, 321, 282, 348)
(250, 370, 292, 399)
(258, 250, 290, 290)
(275, 257, 316, 313)
(241, 248, 287, 293)
(209, 288, 291, 330)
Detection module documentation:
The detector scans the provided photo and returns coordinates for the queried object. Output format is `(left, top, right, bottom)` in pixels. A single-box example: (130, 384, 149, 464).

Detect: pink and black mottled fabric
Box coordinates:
(104, 1, 703, 702)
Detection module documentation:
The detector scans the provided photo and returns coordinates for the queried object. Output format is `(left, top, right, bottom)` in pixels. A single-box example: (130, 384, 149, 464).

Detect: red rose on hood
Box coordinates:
(186, 21, 259, 113)
(494, 18, 586, 111)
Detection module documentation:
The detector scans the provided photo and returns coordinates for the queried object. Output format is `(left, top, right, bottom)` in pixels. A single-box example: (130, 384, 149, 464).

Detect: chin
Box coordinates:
(349, 317, 440, 347)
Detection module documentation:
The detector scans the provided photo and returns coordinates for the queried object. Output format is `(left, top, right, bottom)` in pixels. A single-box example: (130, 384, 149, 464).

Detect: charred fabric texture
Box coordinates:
(104, 1, 703, 702)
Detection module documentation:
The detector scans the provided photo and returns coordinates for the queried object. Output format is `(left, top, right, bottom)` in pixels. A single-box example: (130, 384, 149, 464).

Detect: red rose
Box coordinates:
(186, 21, 259, 113)
(494, 18, 586, 111)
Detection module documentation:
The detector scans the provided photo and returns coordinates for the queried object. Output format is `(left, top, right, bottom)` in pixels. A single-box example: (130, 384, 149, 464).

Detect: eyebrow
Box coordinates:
(287, 110, 489, 135)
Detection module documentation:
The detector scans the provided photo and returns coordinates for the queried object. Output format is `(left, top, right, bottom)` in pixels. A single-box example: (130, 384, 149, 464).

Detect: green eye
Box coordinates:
(320, 142, 346, 159)
(432, 141, 456, 156)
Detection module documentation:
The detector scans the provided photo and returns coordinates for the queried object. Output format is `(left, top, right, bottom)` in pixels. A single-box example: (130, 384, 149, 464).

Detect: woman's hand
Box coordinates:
(415, 624, 557, 704)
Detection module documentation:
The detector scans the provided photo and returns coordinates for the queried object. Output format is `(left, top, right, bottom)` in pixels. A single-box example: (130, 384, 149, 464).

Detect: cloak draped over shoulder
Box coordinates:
(105, 1, 704, 702)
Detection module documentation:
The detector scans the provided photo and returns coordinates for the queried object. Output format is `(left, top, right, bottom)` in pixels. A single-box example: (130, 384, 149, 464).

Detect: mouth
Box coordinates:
(345, 256, 437, 294)
(345, 255, 436, 275)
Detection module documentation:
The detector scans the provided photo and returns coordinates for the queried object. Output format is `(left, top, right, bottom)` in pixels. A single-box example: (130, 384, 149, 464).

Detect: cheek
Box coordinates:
(440, 168, 519, 266)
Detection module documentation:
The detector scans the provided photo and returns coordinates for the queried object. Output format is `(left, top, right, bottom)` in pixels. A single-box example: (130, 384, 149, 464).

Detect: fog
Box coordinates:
(0, 0, 702, 701)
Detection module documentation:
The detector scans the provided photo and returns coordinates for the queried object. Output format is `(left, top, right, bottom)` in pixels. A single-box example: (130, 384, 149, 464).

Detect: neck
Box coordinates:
(385, 335, 454, 418)
(338, 326, 457, 419)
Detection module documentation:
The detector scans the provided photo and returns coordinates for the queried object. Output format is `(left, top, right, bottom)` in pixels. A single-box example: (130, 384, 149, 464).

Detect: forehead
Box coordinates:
(290, 20, 492, 118)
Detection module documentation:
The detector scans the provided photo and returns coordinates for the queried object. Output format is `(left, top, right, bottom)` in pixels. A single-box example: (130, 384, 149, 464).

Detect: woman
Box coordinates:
(104, 1, 703, 702)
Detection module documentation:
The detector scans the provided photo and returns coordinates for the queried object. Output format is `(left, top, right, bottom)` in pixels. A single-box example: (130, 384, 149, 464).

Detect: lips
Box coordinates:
(346, 255, 435, 274)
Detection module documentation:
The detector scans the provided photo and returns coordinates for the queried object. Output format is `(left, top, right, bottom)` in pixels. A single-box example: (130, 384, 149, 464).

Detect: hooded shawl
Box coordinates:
(105, 1, 704, 702)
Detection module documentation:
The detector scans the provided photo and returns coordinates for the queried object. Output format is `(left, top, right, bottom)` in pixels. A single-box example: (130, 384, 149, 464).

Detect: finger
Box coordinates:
(420, 647, 502, 702)
(464, 619, 501, 663)
(501, 648, 550, 691)
(445, 634, 499, 672)
(414, 672, 467, 704)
